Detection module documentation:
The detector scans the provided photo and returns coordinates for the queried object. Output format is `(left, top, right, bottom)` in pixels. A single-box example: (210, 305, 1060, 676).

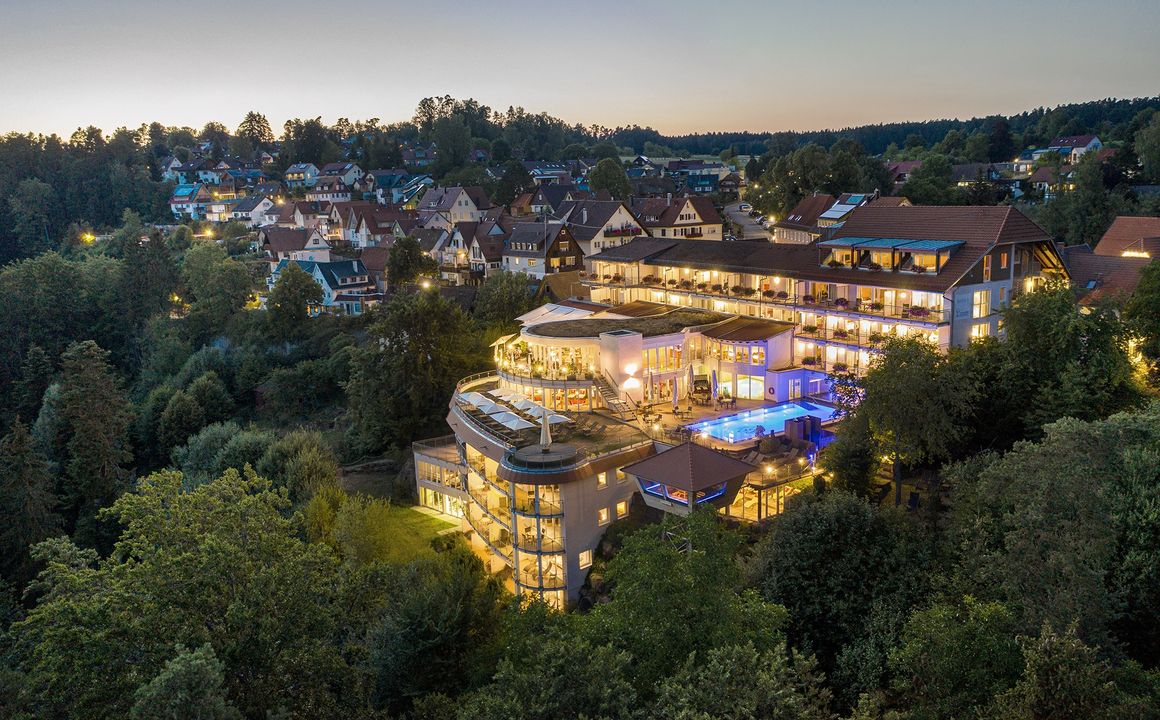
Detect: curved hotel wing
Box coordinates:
(413, 205, 1067, 608)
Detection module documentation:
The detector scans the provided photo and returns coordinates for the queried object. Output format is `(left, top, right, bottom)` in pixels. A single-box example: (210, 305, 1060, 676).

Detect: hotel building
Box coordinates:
(413, 205, 1068, 608)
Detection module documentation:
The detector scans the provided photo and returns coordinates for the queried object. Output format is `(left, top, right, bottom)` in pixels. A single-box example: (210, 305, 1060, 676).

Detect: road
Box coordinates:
(722, 202, 771, 241)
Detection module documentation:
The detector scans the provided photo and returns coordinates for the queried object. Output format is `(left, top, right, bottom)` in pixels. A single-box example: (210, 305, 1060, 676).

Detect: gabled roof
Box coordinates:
(531, 184, 577, 212)
(621, 442, 755, 492)
(286, 163, 318, 174)
(414, 228, 448, 252)
(630, 195, 722, 227)
(261, 227, 311, 253)
(1062, 244, 1150, 303)
(776, 194, 836, 232)
(556, 199, 639, 242)
(234, 195, 270, 213)
(1094, 216, 1160, 257)
(321, 162, 361, 175)
(1049, 134, 1099, 149)
(359, 246, 390, 274)
(505, 221, 570, 258)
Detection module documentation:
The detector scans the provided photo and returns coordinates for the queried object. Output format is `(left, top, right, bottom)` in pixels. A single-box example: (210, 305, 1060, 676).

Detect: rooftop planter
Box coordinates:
(912, 265, 927, 274)
(642, 275, 661, 284)
(730, 284, 745, 295)
(667, 279, 679, 287)
(740, 287, 757, 297)
(834, 297, 850, 308)
(762, 289, 778, 299)
(678, 280, 693, 290)
(827, 259, 845, 269)
(867, 262, 883, 272)
(710, 283, 724, 293)
(695, 282, 708, 291)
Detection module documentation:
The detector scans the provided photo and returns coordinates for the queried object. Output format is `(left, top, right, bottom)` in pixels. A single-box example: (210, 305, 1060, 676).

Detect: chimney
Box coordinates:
(666, 192, 672, 206)
(581, 207, 588, 224)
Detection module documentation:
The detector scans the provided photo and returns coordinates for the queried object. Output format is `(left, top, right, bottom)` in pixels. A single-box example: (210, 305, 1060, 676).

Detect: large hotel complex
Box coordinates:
(413, 205, 1069, 607)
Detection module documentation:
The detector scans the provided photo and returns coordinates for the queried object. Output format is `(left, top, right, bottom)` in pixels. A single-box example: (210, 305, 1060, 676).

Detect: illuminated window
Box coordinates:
(596, 472, 607, 489)
(982, 255, 992, 282)
(972, 289, 991, 319)
(579, 550, 593, 569)
(616, 469, 627, 483)
(615, 500, 629, 518)
(598, 507, 610, 525)
(971, 323, 991, 340)
(1000, 251, 1009, 269)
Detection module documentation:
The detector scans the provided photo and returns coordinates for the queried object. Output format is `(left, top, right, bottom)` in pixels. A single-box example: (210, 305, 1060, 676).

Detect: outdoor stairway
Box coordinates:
(595, 373, 633, 417)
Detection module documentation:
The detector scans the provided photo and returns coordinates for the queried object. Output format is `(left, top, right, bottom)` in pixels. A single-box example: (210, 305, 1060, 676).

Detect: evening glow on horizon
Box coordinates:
(1, 0, 1159, 136)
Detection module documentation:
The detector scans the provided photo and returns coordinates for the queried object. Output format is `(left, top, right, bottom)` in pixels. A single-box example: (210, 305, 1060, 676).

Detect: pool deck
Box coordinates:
(631, 397, 841, 451)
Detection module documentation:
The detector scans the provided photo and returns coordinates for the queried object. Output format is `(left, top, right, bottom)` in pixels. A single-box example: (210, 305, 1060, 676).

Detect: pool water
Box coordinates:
(686, 401, 837, 444)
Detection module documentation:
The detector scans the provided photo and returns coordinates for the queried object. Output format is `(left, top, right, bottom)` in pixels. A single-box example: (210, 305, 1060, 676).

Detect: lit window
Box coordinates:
(598, 507, 610, 525)
(982, 255, 992, 282)
(616, 469, 627, 483)
(972, 289, 991, 319)
(1000, 251, 1009, 269)
(970, 322, 991, 340)
(597, 472, 607, 489)
(616, 500, 629, 518)
(579, 550, 593, 569)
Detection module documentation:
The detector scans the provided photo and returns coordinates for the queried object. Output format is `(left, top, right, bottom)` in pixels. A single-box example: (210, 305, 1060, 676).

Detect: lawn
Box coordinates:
(376, 504, 458, 563)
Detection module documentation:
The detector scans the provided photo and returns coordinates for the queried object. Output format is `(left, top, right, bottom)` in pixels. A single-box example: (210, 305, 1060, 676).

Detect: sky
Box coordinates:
(1, 0, 1158, 137)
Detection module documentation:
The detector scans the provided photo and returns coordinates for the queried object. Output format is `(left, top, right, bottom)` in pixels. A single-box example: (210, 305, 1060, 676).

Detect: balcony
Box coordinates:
(603, 226, 643, 238)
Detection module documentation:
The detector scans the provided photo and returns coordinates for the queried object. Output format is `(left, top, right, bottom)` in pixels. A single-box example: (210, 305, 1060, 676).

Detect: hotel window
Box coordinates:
(972, 289, 991, 318)
(598, 507, 610, 525)
(597, 471, 607, 489)
(616, 469, 627, 483)
(983, 255, 992, 282)
(615, 500, 629, 519)
(971, 323, 991, 340)
(1000, 251, 1009, 269)
(579, 550, 593, 569)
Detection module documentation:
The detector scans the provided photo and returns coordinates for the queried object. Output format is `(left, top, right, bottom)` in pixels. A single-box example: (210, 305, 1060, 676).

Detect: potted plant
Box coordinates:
(742, 287, 757, 297)
(869, 301, 883, 311)
(776, 290, 788, 300)
(611, 274, 623, 283)
(667, 279, 678, 286)
(695, 282, 708, 291)
(802, 294, 816, 304)
(834, 297, 850, 308)
(801, 357, 817, 366)
(832, 362, 849, 372)
(833, 329, 850, 340)
(867, 261, 882, 271)
(602, 274, 612, 280)
(802, 324, 819, 334)
(912, 265, 927, 274)
(827, 259, 844, 269)
(868, 332, 885, 344)
(577, 270, 586, 277)
(911, 306, 930, 318)
(762, 289, 778, 299)
(679, 280, 693, 290)
(711, 283, 723, 293)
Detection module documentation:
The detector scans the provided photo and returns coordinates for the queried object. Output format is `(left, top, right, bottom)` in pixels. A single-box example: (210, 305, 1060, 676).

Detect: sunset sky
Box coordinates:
(1, 0, 1158, 136)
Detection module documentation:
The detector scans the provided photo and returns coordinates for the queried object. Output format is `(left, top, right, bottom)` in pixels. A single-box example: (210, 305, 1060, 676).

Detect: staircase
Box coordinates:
(595, 373, 633, 417)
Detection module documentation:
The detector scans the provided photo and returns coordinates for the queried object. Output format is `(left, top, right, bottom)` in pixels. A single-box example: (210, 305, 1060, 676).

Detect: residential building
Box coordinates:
(267, 258, 380, 315)
(231, 195, 276, 227)
(284, 163, 319, 188)
(772, 194, 837, 244)
(467, 218, 509, 278)
(1061, 244, 1150, 306)
(629, 195, 724, 240)
(305, 176, 351, 204)
(584, 206, 1068, 372)
(320, 162, 365, 187)
(503, 221, 584, 279)
(1047, 135, 1102, 164)
(258, 227, 331, 269)
(169, 183, 214, 220)
(556, 199, 647, 256)
(1093, 216, 1160, 258)
(418, 186, 494, 229)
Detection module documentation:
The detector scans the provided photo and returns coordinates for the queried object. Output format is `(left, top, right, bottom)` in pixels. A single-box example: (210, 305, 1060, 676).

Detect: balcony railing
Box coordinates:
(603, 226, 643, 238)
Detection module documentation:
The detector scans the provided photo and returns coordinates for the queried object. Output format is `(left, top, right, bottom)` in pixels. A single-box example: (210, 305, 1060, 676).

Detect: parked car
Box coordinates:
(724, 234, 737, 242)
(753, 215, 764, 224)
(738, 203, 752, 212)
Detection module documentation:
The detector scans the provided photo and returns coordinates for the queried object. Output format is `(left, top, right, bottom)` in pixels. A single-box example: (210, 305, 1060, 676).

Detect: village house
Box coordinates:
(305, 176, 352, 204)
(555, 199, 647, 256)
(169, 183, 214, 220)
(772, 194, 837, 245)
(320, 162, 365, 187)
(284, 163, 319, 188)
(258, 226, 332, 270)
(417, 186, 494, 230)
(629, 195, 724, 240)
(502, 221, 584, 279)
(268, 257, 380, 315)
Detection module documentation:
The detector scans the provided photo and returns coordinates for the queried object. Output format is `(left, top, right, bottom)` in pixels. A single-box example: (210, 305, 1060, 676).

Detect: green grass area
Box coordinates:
(377, 504, 458, 563)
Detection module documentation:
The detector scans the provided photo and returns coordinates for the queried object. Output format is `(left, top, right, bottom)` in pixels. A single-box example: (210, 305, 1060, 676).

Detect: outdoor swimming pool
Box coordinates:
(686, 401, 838, 444)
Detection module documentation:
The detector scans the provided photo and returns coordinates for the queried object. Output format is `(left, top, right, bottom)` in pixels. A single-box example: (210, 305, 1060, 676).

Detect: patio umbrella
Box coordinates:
(539, 407, 552, 448)
(686, 365, 694, 398)
(673, 385, 680, 413)
(492, 412, 535, 430)
(513, 398, 542, 412)
(545, 413, 571, 424)
(711, 370, 718, 401)
(645, 370, 652, 401)
(489, 389, 519, 400)
(461, 391, 490, 406)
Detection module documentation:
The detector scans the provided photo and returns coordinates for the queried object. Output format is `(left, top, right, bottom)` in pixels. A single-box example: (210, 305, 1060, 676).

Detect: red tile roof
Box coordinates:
(1094, 216, 1160, 257)
(1063, 245, 1150, 303)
